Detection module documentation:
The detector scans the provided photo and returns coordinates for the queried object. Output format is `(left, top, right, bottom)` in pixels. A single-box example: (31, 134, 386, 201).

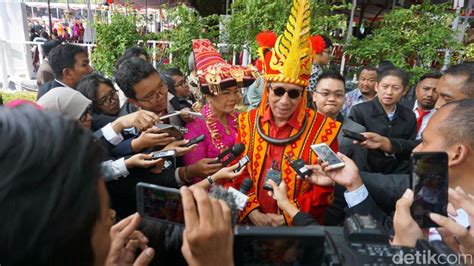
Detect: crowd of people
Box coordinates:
(2, 0, 474, 264)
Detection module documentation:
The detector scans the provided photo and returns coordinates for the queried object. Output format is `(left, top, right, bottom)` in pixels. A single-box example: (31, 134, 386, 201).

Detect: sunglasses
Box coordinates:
(268, 84, 303, 99)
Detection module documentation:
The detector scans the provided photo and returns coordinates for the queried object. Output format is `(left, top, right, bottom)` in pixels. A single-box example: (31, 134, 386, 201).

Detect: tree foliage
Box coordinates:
(345, 2, 461, 82)
(92, 12, 142, 77)
(223, 0, 350, 57)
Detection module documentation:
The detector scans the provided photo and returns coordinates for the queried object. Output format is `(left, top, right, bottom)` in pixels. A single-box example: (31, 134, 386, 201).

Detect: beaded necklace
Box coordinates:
(204, 105, 238, 152)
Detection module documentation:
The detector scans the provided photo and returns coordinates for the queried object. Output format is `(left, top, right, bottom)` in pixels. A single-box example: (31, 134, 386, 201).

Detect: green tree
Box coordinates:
(345, 2, 461, 83)
(156, 4, 220, 73)
(223, 0, 350, 57)
(92, 11, 141, 77)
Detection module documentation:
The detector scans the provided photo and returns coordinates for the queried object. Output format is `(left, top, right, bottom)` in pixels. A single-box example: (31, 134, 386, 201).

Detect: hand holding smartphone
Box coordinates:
(342, 129, 366, 142)
(310, 143, 345, 170)
(136, 182, 184, 225)
(410, 152, 448, 228)
(181, 134, 205, 148)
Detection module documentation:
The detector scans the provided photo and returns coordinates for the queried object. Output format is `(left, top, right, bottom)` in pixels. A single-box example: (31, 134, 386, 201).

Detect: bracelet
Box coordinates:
(183, 166, 189, 183)
(207, 175, 214, 185)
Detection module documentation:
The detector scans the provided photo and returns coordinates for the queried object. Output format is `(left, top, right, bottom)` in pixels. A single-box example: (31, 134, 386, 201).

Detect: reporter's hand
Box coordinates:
(187, 158, 223, 177)
(267, 180, 300, 220)
(266, 213, 286, 227)
(113, 110, 160, 133)
(181, 186, 234, 266)
(356, 132, 393, 153)
(248, 209, 274, 226)
(179, 108, 195, 123)
(317, 152, 363, 192)
(106, 213, 155, 266)
(303, 164, 335, 186)
(163, 139, 197, 157)
(210, 163, 245, 182)
(124, 153, 162, 169)
(430, 187, 474, 255)
(149, 159, 165, 174)
(392, 189, 423, 248)
(132, 127, 176, 152)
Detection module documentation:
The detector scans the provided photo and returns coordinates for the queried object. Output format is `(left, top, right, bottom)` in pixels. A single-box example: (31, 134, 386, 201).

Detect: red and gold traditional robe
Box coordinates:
(234, 107, 341, 225)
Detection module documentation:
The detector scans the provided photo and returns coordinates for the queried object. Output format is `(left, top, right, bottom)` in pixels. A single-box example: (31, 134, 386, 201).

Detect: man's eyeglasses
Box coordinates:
(96, 89, 118, 107)
(268, 84, 302, 99)
(136, 83, 168, 103)
(174, 80, 187, 88)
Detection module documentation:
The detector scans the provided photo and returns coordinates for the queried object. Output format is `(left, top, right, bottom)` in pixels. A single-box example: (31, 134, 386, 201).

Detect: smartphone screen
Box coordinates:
(411, 152, 448, 228)
(311, 144, 345, 169)
(234, 226, 325, 265)
(136, 183, 184, 225)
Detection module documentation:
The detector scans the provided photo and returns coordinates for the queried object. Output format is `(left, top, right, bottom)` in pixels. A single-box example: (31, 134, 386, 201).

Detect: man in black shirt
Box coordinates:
(349, 67, 416, 174)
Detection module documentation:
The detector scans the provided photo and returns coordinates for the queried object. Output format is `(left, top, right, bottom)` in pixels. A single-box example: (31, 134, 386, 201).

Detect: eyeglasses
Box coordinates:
(79, 105, 92, 122)
(268, 84, 302, 99)
(174, 80, 187, 88)
(136, 82, 168, 103)
(314, 91, 345, 99)
(96, 89, 118, 107)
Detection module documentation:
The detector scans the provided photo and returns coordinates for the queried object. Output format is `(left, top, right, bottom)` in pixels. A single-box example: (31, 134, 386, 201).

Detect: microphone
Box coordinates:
(216, 143, 245, 166)
(228, 177, 253, 211)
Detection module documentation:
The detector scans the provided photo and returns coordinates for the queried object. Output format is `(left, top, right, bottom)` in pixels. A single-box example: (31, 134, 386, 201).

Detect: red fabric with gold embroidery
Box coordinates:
(234, 107, 341, 225)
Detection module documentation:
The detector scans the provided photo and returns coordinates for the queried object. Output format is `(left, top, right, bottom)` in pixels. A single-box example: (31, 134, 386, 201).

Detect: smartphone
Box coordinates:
(311, 143, 345, 170)
(155, 123, 184, 139)
(151, 150, 176, 169)
(410, 152, 448, 228)
(263, 169, 281, 191)
(151, 149, 176, 160)
(234, 155, 250, 173)
(136, 182, 184, 225)
(234, 226, 326, 265)
(286, 156, 312, 178)
(181, 134, 205, 147)
(342, 129, 366, 142)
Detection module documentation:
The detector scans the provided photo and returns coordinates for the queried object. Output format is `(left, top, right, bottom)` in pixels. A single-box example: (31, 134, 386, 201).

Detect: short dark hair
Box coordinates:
(160, 68, 185, 95)
(114, 57, 157, 99)
(115, 47, 149, 69)
(358, 65, 378, 76)
(161, 68, 184, 77)
(443, 62, 474, 99)
(378, 60, 395, 73)
(48, 44, 87, 79)
(440, 99, 474, 148)
(0, 105, 105, 265)
(76, 73, 115, 111)
(418, 72, 442, 84)
(377, 67, 410, 87)
(43, 40, 61, 56)
(316, 70, 346, 86)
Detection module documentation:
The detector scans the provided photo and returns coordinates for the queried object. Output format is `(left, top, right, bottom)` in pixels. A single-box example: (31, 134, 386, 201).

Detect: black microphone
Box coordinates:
(216, 143, 245, 166)
(239, 177, 253, 195)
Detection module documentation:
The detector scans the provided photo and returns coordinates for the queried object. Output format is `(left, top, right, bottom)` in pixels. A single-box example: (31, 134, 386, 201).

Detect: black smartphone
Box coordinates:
(234, 226, 326, 265)
(342, 129, 366, 142)
(263, 169, 281, 191)
(234, 155, 250, 173)
(136, 182, 184, 225)
(181, 134, 205, 147)
(155, 123, 184, 139)
(410, 152, 449, 228)
(286, 156, 312, 178)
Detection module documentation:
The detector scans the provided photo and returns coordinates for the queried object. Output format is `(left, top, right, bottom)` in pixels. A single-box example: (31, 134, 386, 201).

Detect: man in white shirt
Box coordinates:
(404, 73, 441, 140)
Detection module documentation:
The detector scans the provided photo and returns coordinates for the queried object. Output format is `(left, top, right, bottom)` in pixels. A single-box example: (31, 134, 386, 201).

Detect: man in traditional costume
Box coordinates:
(234, 0, 342, 226)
